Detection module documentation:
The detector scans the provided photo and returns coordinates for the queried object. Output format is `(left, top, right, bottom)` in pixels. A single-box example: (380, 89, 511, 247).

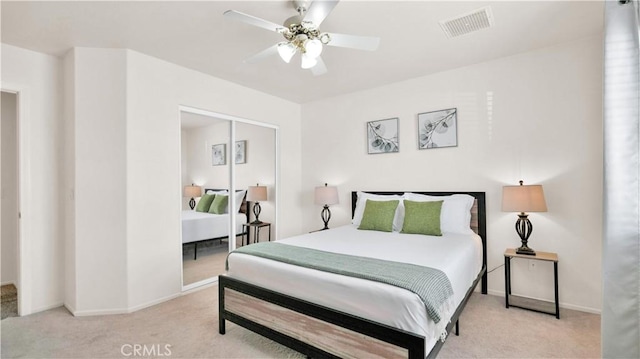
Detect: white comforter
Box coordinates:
(181, 210, 245, 243)
(226, 224, 483, 352)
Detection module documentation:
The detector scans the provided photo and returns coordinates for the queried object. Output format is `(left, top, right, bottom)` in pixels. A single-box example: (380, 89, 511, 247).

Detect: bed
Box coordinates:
(181, 188, 250, 260)
(219, 191, 487, 358)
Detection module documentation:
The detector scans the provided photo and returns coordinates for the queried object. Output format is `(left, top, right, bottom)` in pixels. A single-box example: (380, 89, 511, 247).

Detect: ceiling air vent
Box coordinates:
(439, 6, 494, 39)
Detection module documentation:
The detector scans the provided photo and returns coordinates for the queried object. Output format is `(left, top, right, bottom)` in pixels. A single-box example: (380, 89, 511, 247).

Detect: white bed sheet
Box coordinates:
(181, 210, 245, 244)
(225, 224, 483, 352)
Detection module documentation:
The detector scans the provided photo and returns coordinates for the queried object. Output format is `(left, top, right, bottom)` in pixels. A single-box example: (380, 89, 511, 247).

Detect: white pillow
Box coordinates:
(352, 192, 404, 232)
(403, 193, 475, 234)
(231, 190, 247, 213)
(205, 189, 227, 196)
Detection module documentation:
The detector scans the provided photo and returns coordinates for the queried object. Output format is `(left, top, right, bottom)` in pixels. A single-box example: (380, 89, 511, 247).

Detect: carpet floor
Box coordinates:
(182, 240, 229, 285)
(1, 285, 18, 320)
(0, 284, 599, 358)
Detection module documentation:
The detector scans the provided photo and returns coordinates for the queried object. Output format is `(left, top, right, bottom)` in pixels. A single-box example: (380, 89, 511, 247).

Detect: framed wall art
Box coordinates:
(212, 143, 226, 166)
(418, 108, 458, 149)
(235, 140, 246, 164)
(367, 118, 399, 154)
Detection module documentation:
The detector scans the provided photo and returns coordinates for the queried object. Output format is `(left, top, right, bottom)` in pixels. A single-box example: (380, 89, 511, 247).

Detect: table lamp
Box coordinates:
(184, 184, 202, 210)
(502, 180, 547, 255)
(247, 184, 268, 224)
(314, 183, 339, 230)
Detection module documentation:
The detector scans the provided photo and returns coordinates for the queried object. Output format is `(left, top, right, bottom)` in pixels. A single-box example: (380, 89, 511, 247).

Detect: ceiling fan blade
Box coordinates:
(303, 0, 339, 27)
(224, 10, 287, 33)
(244, 45, 279, 64)
(311, 56, 328, 76)
(326, 33, 380, 51)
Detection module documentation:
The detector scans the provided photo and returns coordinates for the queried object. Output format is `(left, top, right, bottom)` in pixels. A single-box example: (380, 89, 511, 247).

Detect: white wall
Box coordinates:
(1, 44, 64, 314)
(125, 49, 300, 311)
(300, 35, 603, 312)
(63, 49, 76, 311)
(69, 48, 129, 314)
(1, 92, 18, 285)
(183, 121, 230, 190)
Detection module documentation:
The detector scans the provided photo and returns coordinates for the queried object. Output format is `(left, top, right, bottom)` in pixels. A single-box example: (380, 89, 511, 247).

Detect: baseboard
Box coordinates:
(126, 292, 181, 313)
(181, 280, 216, 295)
(487, 289, 601, 314)
(71, 306, 130, 316)
(32, 302, 65, 314)
(70, 292, 182, 317)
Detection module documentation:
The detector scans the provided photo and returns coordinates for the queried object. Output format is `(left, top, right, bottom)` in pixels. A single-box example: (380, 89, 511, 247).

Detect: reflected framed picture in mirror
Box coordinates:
(235, 140, 246, 164)
(212, 143, 226, 166)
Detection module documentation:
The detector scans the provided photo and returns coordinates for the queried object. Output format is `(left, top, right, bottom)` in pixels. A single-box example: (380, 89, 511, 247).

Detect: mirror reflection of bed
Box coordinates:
(181, 189, 249, 285)
(180, 111, 231, 287)
(180, 108, 278, 289)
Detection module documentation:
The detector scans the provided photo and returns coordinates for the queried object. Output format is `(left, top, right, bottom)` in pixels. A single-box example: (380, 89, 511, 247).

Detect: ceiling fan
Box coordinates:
(224, 0, 380, 75)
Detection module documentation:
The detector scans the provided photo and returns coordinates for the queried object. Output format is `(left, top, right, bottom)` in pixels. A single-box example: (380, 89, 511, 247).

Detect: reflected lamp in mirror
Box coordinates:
(184, 184, 202, 210)
(502, 180, 548, 255)
(314, 183, 339, 230)
(247, 184, 268, 224)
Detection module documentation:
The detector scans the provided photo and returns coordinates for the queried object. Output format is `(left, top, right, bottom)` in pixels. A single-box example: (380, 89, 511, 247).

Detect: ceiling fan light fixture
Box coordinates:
(301, 53, 317, 69)
(304, 38, 323, 59)
(277, 42, 297, 63)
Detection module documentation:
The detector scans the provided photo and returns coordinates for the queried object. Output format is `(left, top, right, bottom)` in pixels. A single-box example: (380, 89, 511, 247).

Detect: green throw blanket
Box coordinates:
(227, 242, 454, 324)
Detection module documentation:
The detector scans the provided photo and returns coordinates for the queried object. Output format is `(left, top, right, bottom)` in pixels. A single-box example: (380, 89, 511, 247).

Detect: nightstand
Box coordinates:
(504, 248, 559, 319)
(241, 222, 271, 246)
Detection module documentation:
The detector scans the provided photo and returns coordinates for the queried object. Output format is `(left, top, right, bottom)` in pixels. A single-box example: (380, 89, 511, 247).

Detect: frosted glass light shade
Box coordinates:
(301, 53, 318, 69)
(247, 185, 267, 202)
(314, 185, 339, 205)
(304, 38, 323, 59)
(277, 42, 296, 63)
(502, 182, 547, 213)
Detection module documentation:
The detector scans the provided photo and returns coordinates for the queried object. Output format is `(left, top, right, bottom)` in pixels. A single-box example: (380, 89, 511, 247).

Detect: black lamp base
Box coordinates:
(320, 205, 331, 230)
(516, 246, 536, 255)
(515, 212, 535, 255)
(251, 202, 263, 225)
(189, 197, 196, 210)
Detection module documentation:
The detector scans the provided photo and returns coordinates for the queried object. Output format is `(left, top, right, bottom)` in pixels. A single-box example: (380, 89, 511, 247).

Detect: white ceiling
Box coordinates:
(1, 1, 603, 104)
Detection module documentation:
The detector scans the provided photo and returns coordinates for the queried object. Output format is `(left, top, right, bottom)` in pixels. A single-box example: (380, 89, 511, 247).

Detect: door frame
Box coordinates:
(2, 84, 32, 316)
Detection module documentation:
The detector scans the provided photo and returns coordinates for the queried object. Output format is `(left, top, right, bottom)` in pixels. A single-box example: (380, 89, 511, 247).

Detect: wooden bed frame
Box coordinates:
(183, 188, 250, 260)
(219, 191, 487, 358)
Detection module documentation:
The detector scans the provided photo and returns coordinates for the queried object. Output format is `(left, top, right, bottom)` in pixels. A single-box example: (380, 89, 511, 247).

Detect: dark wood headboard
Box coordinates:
(205, 188, 250, 223)
(351, 191, 487, 294)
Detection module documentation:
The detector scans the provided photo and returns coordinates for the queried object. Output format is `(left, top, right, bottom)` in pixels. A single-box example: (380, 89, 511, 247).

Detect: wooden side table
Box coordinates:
(241, 222, 271, 246)
(504, 248, 559, 319)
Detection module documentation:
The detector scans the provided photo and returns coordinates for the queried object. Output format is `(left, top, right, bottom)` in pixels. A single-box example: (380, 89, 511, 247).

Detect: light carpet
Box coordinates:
(182, 241, 229, 285)
(1, 285, 600, 358)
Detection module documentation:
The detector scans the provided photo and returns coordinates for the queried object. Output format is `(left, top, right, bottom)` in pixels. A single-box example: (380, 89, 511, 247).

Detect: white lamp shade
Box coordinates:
(314, 185, 339, 205)
(304, 38, 323, 59)
(247, 185, 267, 202)
(184, 185, 202, 198)
(502, 183, 547, 212)
(301, 53, 318, 69)
(277, 42, 296, 63)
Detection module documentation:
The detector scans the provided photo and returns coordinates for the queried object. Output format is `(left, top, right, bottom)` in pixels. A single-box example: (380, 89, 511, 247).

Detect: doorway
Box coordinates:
(1, 91, 19, 319)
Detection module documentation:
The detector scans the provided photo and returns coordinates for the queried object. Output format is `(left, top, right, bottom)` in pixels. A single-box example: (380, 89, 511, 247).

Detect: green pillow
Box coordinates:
(401, 200, 443, 236)
(195, 194, 215, 212)
(358, 200, 399, 232)
(208, 194, 229, 214)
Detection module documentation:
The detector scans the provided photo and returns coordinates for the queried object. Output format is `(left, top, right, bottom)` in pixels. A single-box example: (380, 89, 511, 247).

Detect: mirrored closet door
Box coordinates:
(180, 107, 278, 291)
(180, 110, 231, 288)
(234, 122, 277, 248)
